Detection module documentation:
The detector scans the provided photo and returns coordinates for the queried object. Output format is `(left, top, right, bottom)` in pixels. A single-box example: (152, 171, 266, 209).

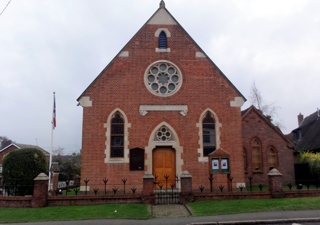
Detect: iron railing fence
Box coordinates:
(0, 184, 34, 196)
(194, 182, 245, 193)
(55, 178, 143, 196)
(293, 180, 320, 190)
(193, 181, 320, 194)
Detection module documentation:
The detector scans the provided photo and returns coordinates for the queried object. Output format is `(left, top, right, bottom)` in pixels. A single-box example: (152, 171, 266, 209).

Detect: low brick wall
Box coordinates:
(193, 191, 271, 201)
(1, 190, 320, 208)
(47, 194, 144, 206)
(0, 196, 32, 208)
(192, 190, 320, 202)
(285, 190, 320, 198)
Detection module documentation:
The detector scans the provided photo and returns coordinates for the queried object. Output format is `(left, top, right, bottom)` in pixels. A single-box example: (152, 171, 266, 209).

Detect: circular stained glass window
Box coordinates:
(144, 61, 182, 97)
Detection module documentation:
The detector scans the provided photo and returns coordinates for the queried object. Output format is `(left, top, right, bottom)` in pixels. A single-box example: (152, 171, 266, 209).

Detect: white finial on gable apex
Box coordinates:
(160, 0, 165, 8)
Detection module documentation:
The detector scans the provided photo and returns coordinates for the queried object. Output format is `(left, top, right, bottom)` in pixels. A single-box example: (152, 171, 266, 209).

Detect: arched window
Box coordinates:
(110, 112, 124, 157)
(202, 112, 215, 156)
(268, 147, 277, 170)
(159, 31, 167, 49)
(252, 138, 262, 171)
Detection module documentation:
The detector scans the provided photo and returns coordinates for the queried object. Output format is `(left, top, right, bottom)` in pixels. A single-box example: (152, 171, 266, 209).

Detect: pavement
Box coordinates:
(2, 206, 320, 225)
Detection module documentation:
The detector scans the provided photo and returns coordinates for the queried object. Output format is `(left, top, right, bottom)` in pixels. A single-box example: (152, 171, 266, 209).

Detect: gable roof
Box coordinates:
(292, 110, 320, 152)
(242, 105, 292, 145)
(0, 143, 20, 152)
(0, 143, 49, 155)
(209, 148, 230, 157)
(77, 1, 246, 102)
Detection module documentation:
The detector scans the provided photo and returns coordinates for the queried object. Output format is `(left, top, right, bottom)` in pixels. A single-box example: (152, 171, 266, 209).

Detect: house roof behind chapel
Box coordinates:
(0, 142, 49, 155)
(292, 109, 320, 153)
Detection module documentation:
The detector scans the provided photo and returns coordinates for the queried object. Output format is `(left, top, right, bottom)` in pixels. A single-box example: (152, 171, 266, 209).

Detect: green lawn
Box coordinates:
(1, 197, 320, 223)
(245, 184, 319, 191)
(189, 196, 320, 216)
(0, 204, 151, 223)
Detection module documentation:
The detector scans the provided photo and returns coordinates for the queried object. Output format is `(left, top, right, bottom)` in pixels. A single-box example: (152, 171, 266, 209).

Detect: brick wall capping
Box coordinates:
(267, 168, 283, 176)
(143, 173, 154, 179)
(181, 170, 192, 178)
(34, 173, 49, 181)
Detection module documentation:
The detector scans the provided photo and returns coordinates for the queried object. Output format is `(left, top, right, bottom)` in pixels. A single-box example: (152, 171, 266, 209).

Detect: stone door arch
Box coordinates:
(145, 122, 183, 189)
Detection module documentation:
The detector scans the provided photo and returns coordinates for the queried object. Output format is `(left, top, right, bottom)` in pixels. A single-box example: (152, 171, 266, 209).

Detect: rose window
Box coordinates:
(156, 126, 173, 141)
(144, 61, 182, 97)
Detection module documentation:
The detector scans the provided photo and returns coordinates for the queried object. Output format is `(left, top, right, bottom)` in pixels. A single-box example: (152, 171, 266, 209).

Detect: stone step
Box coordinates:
(151, 204, 191, 218)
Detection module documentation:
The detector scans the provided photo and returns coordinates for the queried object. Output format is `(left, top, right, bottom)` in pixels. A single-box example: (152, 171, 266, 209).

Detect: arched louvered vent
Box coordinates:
(159, 31, 167, 49)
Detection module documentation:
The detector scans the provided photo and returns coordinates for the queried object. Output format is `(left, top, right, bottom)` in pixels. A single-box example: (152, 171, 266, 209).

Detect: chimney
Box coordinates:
(298, 113, 304, 126)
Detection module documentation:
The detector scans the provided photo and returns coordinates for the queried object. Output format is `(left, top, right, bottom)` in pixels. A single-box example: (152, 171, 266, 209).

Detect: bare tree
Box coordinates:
(0, 136, 12, 149)
(52, 146, 64, 156)
(249, 82, 283, 129)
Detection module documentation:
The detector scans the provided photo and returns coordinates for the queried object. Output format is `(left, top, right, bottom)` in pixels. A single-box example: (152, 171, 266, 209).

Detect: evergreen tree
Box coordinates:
(2, 148, 47, 196)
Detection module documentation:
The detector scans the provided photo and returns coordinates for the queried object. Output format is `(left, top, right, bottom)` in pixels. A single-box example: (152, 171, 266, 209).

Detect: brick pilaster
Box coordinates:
(143, 173, 155, 204)
(268, 168, 284, 198)
(31, 173, 49, 208)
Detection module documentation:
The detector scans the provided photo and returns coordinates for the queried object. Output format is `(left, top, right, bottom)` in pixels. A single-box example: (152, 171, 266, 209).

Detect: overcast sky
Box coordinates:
(1, 0, 319, 154)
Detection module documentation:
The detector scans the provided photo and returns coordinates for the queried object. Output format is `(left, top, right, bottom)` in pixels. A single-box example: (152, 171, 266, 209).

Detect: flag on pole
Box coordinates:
(49, 92, 56, 190)
(52, 92, 56, 129)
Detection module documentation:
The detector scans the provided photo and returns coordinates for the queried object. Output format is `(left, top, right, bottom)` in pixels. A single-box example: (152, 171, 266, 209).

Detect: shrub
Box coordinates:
(297, 152, 320, 180)
(2, 148, 48, 196)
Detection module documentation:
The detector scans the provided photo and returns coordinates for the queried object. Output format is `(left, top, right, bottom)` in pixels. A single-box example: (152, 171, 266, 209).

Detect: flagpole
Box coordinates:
(49, 92, 55, 191)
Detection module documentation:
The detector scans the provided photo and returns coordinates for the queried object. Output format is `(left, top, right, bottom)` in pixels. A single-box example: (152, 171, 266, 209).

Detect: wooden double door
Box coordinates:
(152, 147, 176, 188)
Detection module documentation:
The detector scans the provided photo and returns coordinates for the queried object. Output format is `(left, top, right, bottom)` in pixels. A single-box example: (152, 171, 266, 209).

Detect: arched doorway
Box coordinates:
(152, 147, 176, 188)
(145, 122, 183, 189)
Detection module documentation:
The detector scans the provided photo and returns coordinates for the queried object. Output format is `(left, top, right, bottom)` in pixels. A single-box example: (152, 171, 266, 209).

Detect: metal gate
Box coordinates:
(155, 188, 180, 204)
(154, 174, 180, 204)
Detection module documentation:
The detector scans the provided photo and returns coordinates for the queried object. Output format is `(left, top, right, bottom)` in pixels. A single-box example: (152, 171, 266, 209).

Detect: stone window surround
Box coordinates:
(144, 60, 183, 97)
(251, 137, 263, 172)
(155, 28, 171, 38)
(155, 125, 174, 141)
(104, 108, 131, 163)
(197, 109, 221, 162)
(155, 28, 171, 52)
(267, 146, 278, 169)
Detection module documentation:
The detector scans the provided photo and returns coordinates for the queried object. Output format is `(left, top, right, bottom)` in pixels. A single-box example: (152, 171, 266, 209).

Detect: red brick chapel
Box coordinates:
(77, 1, 294, 192)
